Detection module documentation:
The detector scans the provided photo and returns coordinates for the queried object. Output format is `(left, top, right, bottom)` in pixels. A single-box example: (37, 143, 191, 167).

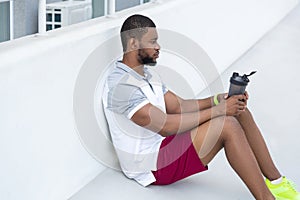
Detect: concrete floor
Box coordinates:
(70, 4, 300, 200)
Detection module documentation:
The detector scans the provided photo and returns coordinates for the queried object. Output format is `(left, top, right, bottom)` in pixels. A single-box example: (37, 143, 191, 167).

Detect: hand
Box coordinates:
(219, 91, 249, 105)
(217, 93, 228, 103)
(216, 94, 247, 116)
(244, 90, 249, 100)
(242, 91, 249, 107)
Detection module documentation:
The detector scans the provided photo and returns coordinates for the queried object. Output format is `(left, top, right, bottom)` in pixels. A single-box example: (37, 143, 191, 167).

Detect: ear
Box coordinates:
(128, 38, 139, 51)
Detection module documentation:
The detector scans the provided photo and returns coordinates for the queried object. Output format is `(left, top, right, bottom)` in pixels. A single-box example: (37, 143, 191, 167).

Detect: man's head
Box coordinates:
(121, 14, 160, 66)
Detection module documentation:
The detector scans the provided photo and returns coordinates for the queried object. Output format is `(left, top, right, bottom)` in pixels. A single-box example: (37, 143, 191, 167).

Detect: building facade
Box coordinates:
(0, 0, 150, 43)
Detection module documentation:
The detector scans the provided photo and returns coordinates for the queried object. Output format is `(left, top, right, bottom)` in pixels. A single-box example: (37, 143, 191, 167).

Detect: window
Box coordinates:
(0, 0, 12, 43)
(92, 0, 105, 18)
(92, 0, 151, 18)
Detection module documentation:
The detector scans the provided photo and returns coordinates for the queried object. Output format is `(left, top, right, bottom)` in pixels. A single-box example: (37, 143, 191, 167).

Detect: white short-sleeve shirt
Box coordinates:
(103, 61, 168, 186)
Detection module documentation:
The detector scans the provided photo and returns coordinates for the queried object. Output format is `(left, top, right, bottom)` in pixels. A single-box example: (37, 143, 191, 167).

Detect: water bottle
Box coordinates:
(228, 71, 256, 97)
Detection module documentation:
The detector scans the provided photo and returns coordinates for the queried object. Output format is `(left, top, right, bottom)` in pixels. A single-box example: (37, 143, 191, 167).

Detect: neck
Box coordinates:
(122, 52, 145, 76)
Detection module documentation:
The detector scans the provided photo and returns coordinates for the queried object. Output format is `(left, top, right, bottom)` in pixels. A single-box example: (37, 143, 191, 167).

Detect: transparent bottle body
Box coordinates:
(228, 84, 246, 97)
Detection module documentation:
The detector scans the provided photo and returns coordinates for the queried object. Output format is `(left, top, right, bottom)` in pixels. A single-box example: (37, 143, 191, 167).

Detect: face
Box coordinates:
(137, 28, 160, 66)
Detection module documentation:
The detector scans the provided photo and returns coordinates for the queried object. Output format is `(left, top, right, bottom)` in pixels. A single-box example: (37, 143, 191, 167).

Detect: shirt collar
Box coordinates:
(116, 61, 152, 81)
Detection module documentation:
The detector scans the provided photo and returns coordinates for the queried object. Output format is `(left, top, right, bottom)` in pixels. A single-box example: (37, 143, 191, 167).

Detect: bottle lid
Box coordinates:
(230, 71, 256, 86)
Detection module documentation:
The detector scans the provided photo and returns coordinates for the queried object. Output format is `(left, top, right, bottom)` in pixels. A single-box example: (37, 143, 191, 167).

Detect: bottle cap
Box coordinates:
(230, 71, 256, 86)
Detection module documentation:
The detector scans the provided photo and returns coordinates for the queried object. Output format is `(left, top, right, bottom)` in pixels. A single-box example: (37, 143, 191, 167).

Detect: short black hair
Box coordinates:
(120, 14, 156, 52)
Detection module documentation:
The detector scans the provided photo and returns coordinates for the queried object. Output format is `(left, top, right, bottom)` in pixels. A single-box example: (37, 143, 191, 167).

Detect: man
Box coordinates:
(103, 14, 300, 199)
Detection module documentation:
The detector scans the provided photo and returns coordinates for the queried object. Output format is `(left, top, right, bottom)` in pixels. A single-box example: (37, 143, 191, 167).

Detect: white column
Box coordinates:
(9, 0, 14, 40)
(107, 0, 115, 15)
(38, 0, 46, 34)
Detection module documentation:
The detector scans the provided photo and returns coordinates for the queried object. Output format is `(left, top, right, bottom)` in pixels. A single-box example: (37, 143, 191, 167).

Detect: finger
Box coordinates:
(239, 106, 245, 111)
(238, 105, 245, 110)
(224, 93, 229, 99)
(238, 100, 246, 105)
(238, 95, 247, 102)
(236, 109, 245, 116)
(235, 109, 244, 116)
(238, 94, 246, 99)
(244, 91, 249, 99)
(233, 94, 245, 100)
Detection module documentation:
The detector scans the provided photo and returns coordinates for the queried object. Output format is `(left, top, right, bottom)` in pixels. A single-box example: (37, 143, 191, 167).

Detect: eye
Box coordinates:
(150, 40, 157, 44)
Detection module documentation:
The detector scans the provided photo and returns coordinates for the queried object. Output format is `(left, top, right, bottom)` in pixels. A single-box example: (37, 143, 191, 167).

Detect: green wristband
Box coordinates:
(214, 94, 219, 105)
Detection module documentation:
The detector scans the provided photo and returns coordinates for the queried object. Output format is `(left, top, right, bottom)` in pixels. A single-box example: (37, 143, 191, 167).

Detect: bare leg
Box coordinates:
(191, 116, 274, 200)
(235, 108, 281, 181)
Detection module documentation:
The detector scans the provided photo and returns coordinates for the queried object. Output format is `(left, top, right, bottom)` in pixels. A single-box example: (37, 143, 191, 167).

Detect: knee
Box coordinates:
(236, 107, 253, 120)
(215, 116, 240, 130)
(224, 116, 241, 128)
(216, 116, 243, 141)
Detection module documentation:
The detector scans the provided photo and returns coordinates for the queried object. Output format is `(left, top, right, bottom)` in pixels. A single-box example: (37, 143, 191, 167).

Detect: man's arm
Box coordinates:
(164, 91, 219, 114)
(131, 94, 247, 137)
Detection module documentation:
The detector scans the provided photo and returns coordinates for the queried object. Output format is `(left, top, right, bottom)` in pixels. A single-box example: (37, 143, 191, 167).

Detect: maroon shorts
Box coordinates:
(151, 131, 208, 185)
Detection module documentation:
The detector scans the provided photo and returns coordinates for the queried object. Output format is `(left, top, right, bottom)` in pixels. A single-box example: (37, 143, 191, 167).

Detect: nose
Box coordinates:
(155, 42, 161, 51)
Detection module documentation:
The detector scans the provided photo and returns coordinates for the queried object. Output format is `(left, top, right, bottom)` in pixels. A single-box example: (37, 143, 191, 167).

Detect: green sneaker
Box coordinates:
(266, 176, 300, 200)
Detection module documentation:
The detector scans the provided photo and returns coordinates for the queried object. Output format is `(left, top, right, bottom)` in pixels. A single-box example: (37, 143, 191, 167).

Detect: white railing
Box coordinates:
(38, 0, 154, 34)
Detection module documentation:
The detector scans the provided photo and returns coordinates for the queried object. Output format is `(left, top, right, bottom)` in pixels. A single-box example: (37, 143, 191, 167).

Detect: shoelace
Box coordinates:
(285, 179, 298, 193)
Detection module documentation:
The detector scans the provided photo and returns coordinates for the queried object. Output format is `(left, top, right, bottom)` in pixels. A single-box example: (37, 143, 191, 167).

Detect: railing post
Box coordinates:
(107, 0, 115, 16)
(10, 0, 14, 40)
(38, 0, 46, 34)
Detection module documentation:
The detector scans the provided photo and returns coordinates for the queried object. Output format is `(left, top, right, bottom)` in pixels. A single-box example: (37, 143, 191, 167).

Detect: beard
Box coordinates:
(138, 49, 157, 66)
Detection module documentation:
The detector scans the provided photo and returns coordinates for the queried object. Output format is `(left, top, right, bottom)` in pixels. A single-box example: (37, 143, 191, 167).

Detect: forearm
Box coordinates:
(156, 106, 222, 136)
(179, 96, 214, 113)
(133, 95, 246, 137)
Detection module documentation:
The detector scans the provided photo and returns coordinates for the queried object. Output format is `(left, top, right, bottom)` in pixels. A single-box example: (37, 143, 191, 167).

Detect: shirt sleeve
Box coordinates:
(162, 82, 168, 95)
(107, 83, 149, 119)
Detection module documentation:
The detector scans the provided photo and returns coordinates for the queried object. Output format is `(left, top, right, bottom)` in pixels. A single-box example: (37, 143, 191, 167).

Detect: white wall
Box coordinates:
(0, 0, 298, 199)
